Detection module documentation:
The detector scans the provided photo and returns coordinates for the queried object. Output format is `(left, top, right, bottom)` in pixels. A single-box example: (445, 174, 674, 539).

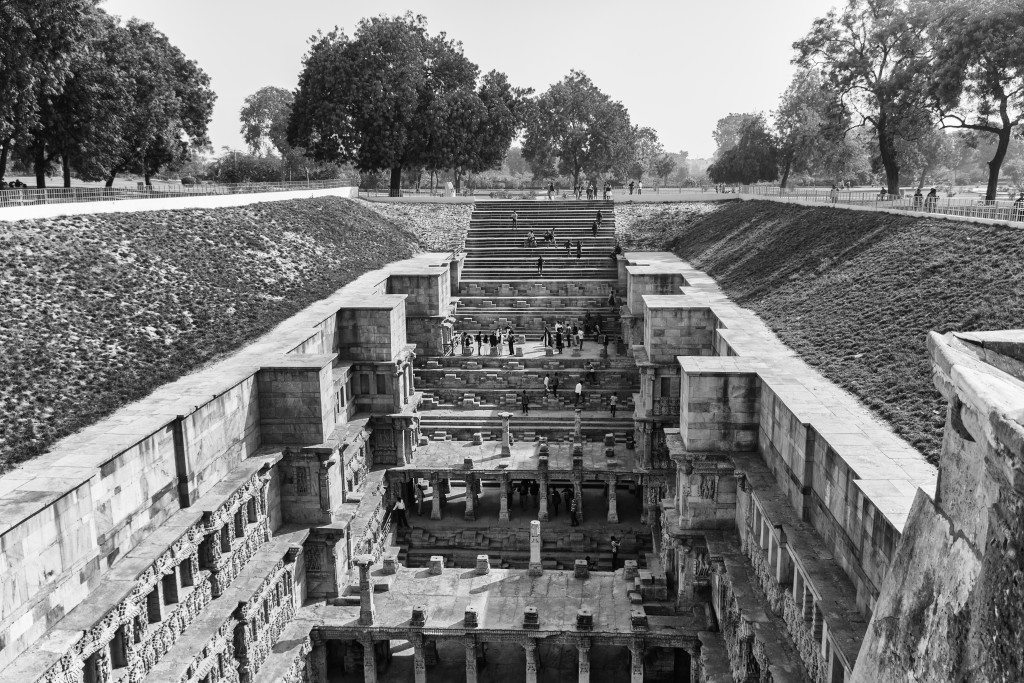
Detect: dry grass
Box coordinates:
(617, 200, 1024, 463)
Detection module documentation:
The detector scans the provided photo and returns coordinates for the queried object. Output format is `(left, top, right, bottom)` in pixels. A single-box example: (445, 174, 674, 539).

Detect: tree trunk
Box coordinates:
(454, 169, 461, 195)
(105, 173, 116, 188)
(62, 153, 72, 188)
(34, 143, 46, 188)
(876, 113, 900, 195)
(985, 126, 1012, 202)
(0, 138, 9, 181)
(779, 157, 792, 190)
(144, 170, 152, 186)
(389, 166, 402, 197)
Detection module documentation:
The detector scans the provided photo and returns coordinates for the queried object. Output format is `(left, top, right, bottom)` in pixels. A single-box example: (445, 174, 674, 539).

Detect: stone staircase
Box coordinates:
(415, 199, 636, 445)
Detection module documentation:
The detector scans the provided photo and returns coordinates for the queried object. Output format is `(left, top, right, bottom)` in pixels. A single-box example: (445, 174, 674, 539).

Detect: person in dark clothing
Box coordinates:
(529, 480, 540, 507)
(476, 331, 483, 355)
(610, 393, 618, 417)
(569, 496, 579, 526)
(629, 180, 635, 195)
(575, 240, 582, 259)
(564, 238, 571, 256)
(596, 210, 603, 227)
(555, 331, 564, 354)
(610, 536, 620, 570)
(607, 291, 617, 307)
(562, 486, 573, 512)
(925, 188, 938, 212)
(591, 220, 598, 237)
(537, 255, 544, 275)
(508, 332, 515, 355)
(550, 487, 561, 516)
(521, 390, 530, 415)
(551, 374, 560, 397)
(519, 481, 528, 509)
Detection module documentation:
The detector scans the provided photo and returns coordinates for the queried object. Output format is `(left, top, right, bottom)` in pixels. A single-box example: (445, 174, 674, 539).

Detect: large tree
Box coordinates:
(0, 0, 98, 183)
(712, 113, 756, 160)
(706, 114, 780, 185)
(928, 0, 1024, 200)
(774, 69, 851, 188)
(795, 0, 931, 194)
(288, 14, 524, 196)
(521, 70, 634, 187)
(240, 86, 294, 156)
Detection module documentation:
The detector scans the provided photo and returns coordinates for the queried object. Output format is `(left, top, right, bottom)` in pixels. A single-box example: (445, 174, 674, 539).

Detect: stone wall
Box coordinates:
(853, 331, 1024, 681)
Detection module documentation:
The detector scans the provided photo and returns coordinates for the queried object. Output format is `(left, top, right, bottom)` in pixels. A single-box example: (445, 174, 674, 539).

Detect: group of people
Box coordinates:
(541, 320, 590, 353)
(911, 187, 940, 211)
(2, 179, 28, 189)
(507, 481, 582, 526)
(627, 180, 643, 195)
(460, 327, 517, 355)
(543, 181, 614, 200)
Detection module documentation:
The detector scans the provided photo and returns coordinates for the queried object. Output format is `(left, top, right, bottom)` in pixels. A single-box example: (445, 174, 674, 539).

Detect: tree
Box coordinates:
(522, 70, 634, 187)
(289, 14, 524, 196)
(897, 127, 953, 190)
(652, 154, 677, 186)
(95, 19, 214, 186)
(0, 0, 98, 183)
(929, 0, 1024, 200)
(240, 86, 294, 156)
(795, 0, 931, 194)
(712, 113, 755, 159)
(706, 114, 780, 185)
(630, 126, 663, 180)
(774, 69, 851, 188)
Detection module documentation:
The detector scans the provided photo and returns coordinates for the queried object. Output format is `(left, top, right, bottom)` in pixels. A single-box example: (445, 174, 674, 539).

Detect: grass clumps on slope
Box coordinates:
(617, 200, 1024, 463)
(0, 196, 425, 471)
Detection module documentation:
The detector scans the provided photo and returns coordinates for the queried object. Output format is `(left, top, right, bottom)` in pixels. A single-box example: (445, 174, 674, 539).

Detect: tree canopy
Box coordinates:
(240, 86, 294, 156)
(521, 70, 635, 186)
(288, 14, 528, 195)
(706, 114, 780, 185)
(794, 0, 931, 194)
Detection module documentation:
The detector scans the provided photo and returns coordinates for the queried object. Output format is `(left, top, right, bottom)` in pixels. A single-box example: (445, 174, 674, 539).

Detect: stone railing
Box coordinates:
(181, 619, 239, 683)
(746, 536, 827, 682)
(236, 559, 298, 681)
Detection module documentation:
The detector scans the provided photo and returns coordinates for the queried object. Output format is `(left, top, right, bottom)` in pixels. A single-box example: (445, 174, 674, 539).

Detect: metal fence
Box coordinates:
(738, 185, 1024, 225)
(0, 178, 356, 209)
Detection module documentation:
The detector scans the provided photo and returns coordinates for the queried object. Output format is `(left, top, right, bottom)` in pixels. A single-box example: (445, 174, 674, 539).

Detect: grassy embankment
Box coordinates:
(0, 197, 471, 471)
(616, 200, 1024, 463)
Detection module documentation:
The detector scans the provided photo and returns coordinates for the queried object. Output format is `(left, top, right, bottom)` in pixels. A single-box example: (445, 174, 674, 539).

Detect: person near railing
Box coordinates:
(913, 188, 924, 211)
(392, 497, 410, 529)
(829, 185, 839, 204)
(1014, 193, 1024, 221)
(925, 188, 938, 212)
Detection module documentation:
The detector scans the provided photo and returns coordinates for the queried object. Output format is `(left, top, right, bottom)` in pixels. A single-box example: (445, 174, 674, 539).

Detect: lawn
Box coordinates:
(0, 197, 461, 471)
(616, 200, 1024, 463)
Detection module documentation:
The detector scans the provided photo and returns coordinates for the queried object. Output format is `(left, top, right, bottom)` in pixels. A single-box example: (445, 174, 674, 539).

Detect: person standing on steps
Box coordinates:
(414, 482, 424, 516)
(550, 487, 561, 517)
(521, 390, 530, 415)
(585, 361, 596, 385)
(610, 536, 620, 570)
(577, 328, 585, 351)
(569, 495, 579, 527)
(543, 374, 551, 396)
(596, 209, 603, 228)
(609, 393, 618, 417)
(548, 181, 555, 200)
(537, 254, 544, 276)
(543, 325, 552, 347)
(508, 329, 515, 355)
(392, 497, 410, 529)
(551, 374, 560, 398)
(476, 330, 483, 355)
(575, 239, 582, 260)
(574, 380, 583, 406)
(511, 210, 518, 231)
(591, 219, 598, 237)
(555, 330, 564, 354)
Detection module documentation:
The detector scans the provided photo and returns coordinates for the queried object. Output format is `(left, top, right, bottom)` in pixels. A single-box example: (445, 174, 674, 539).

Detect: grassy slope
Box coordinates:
(0, 197, 465, 471)
(616, 200, 1024, 463)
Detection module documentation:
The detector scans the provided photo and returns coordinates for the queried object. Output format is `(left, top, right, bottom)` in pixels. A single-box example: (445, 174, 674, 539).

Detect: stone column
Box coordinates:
(629, 642, 644, 683)
(538, 476, 549, 522)
(464, 475, 477, 521)
(607, 476, 619, 523)
(573, 478, 584, 524)
(395, 426, 409, 466)
(499, 411, 513, 456)
(577, 641, 591, 683)
(309, 631, 327, 683)
(465, 637, 478, 683)
(430, 474, 443, 520)
(524, 639, 539, 683)
(640, 423, 652, 469)
(413, 636, 427, 683)
(499, 476, 510, 522)
(361, 635, 378, 683)
(573, 408, 582, 439)
(528, 519, 543, 576)
(639, 483, 649, 525)
(355, 554, 375, 625)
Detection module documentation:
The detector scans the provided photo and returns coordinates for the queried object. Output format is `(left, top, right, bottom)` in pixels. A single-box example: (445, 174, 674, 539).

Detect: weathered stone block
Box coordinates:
(428, 555, 444, 575)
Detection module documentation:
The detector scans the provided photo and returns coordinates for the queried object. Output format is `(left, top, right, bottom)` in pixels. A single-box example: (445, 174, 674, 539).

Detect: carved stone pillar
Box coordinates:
(355, 554, 375, 625)
(523, 639, 538, 683)
(499, 411, 513, 456)
(538, 476, 549, 522)
(640, 483, 649, 525)
(640, 423, 653, 469)
(309, 631, 328, 683)
(465, 637, 478, 683)
(573, 478, 584, 523)
(528, 519, 543, 576)
(430, 474, 442, 521)
(499, 475, 510, 522)
(395, 426, 408, 466)
(412, 635, 427, 683)
(607, 476, 619, 523)
(577, 641, 591, 683)
(464, 475, 477, 521)
(361, 635, 378, 683)
(629, 641, 644, 683)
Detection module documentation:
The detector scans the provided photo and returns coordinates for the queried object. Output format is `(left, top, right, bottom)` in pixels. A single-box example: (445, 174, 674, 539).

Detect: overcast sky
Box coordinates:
(101, 0, 841, 159)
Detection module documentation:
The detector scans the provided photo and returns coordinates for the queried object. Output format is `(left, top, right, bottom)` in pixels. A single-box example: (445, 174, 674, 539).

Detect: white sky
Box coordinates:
(101, 0, 841, 159)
